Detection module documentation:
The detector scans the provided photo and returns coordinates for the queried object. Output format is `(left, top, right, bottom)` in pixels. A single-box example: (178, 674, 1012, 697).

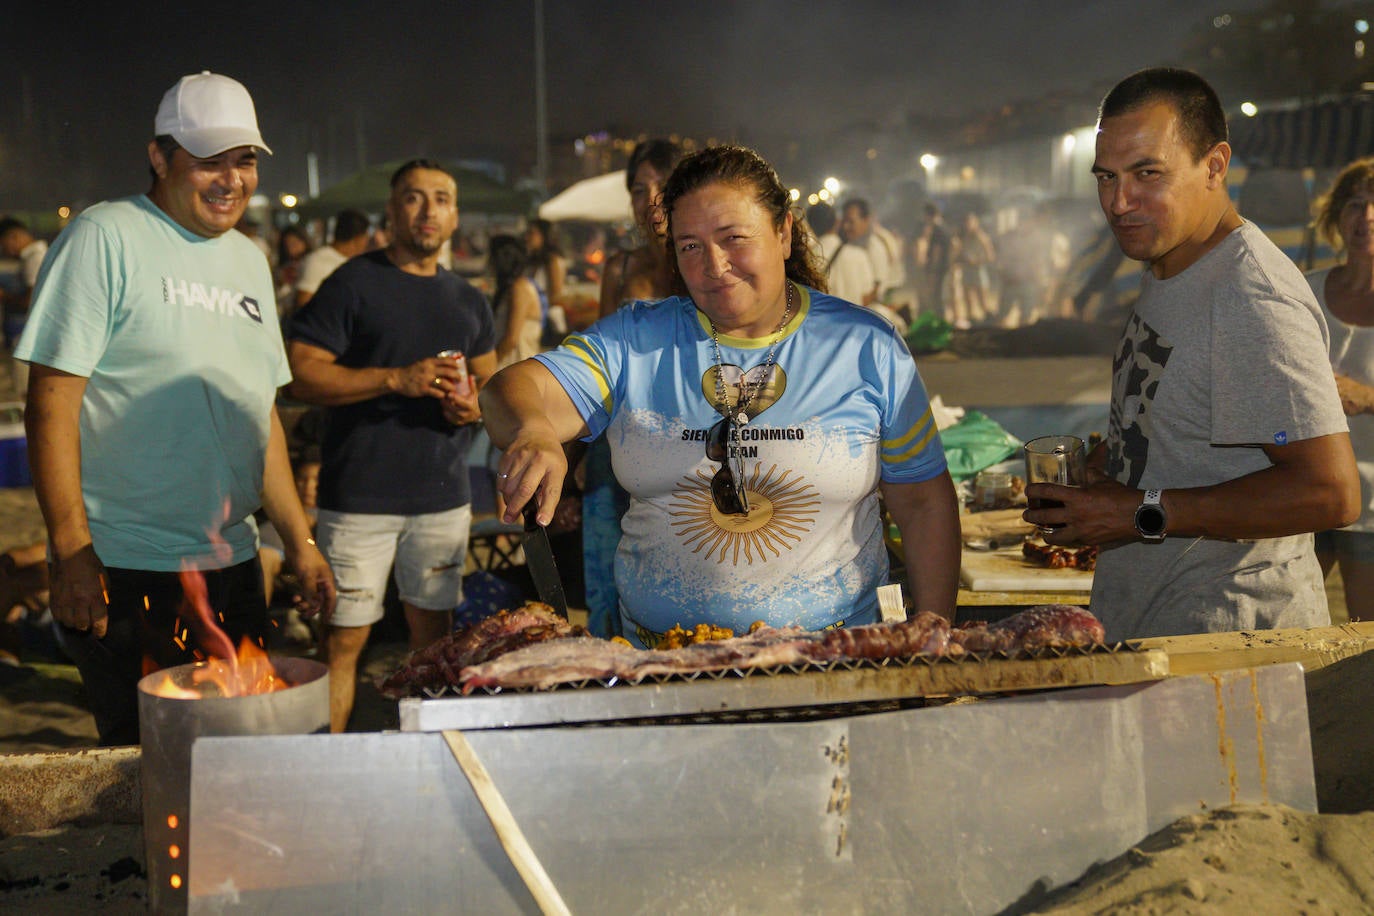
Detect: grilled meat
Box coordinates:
(950, 604, 1105, 654)
(459, 636, 638, 693)
(630, 626, 820, 679)
(811, 612, 951, 661)
(377, 603, 580, 697)
(381, 604, 1108, 697)
(459, 626, 818, 693)
(458, 614, 956, 694)
(1022, 540, 1099, 571)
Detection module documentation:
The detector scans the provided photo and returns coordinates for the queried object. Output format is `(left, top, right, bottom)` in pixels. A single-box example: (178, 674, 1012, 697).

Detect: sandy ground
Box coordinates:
(2, 345, 1373, 913)
(1016, 805, 1374, 915)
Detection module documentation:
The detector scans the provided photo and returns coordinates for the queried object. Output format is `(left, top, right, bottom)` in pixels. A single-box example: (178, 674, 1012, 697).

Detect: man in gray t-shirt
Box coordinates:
(1026, 68, 1359, 641)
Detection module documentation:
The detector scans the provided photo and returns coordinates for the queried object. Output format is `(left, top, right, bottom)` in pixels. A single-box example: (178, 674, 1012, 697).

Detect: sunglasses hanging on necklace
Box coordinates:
(703, 282, 793, 515)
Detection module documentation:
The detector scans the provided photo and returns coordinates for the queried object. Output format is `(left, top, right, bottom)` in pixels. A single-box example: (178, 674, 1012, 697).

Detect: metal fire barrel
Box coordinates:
(138, 657, 327, 915)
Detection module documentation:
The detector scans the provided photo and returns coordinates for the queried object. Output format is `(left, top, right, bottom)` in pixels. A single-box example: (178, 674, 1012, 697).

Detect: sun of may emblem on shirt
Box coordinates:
(668, 463, 821, 566)
(668, 361, 819, 565)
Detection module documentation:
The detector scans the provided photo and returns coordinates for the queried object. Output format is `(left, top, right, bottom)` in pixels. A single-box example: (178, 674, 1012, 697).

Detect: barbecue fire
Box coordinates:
(137, 549, 328, 913)
(137, 651, 328, 913)
(146, 635, 294, 698)
(145, 567, 294, 699)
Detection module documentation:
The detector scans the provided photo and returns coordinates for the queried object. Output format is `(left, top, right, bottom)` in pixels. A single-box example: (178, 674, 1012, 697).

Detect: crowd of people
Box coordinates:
(2, 64, 1373, 739)
(801, 192, 1087, 334)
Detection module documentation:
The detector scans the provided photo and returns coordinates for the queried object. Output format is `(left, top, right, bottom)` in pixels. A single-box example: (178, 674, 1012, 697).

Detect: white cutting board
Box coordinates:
(959, 545, 1094, 592)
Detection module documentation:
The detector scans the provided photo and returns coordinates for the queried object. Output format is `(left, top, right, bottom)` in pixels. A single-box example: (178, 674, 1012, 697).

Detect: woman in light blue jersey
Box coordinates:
(482, 146, 960, 645)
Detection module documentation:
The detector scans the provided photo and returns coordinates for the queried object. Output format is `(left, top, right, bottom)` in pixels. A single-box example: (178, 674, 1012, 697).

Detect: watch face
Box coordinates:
(1137, 504, 1166, 537)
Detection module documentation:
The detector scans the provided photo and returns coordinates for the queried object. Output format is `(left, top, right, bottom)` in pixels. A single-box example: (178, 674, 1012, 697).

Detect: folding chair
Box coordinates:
(466, 428, 524, 572)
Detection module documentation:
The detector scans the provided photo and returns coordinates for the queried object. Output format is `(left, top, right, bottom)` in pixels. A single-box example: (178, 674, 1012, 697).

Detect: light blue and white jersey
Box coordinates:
(536, 283, 945, 644)
(16, 195, 288, 570)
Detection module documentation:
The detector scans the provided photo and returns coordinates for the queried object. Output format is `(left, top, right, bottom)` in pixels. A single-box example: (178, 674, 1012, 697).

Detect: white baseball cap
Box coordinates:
(154, 71, 272, 158)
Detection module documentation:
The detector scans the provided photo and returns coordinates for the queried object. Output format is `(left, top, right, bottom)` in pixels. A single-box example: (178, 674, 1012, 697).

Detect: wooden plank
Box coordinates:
(958, 589, 1090, 608)
(915, 648, 1170, 696)
(443, 730, 571, 916)
(1136, 621, 1374, 676)
(960, 545, 1094, 593)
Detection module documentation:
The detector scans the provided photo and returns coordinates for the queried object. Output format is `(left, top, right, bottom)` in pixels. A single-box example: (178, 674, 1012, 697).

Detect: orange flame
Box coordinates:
(147, 635, 293, 698)
(146, 501, 294, 698)
(176, 566, 238, 663)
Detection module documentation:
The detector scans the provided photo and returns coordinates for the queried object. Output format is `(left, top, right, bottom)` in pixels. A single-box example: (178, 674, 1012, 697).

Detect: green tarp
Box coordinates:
(940, 410, 1023, 482)
(294, 160, 535, 219)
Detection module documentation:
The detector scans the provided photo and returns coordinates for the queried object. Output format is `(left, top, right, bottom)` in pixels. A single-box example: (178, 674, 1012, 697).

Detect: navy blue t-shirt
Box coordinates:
(288, 250, 496, 515)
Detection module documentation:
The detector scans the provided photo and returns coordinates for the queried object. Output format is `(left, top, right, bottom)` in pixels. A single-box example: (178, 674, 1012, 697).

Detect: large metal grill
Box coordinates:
(400, 641, 1168, 732)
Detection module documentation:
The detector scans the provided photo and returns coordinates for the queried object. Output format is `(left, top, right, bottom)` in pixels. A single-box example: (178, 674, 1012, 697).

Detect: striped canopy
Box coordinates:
(1231, 95, 1374, 169)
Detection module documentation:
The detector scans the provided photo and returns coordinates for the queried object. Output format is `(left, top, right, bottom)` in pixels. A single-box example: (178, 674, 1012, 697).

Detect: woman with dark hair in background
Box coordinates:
(482, 145, 959, 645)
(274, 224, 313, 317)
(1307, 157, 1374, 620)
(581, 139, 683, 636)
(598, 138, 683, 316)
(487, 234, 547, 370)
(524, 217, 567, 312)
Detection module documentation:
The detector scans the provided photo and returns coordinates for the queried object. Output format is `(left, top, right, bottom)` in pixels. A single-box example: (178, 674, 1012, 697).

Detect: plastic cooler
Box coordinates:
(0, 403, 30, 487)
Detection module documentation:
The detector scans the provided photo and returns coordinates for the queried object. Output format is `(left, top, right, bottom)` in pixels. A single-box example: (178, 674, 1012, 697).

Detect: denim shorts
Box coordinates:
(315, 505, 472, 628)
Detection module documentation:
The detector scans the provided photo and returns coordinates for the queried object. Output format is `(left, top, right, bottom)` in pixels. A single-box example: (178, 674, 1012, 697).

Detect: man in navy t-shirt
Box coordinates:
(288, 159, 496, 732)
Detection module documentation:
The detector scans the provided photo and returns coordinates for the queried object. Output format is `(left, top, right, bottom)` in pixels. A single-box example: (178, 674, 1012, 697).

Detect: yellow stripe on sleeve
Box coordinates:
(562, 334, 615, 413)
(881, 408, 939, 464)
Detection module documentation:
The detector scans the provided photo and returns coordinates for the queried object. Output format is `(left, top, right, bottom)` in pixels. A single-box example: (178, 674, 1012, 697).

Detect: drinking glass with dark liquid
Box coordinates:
(1024, 435, 1087, 532)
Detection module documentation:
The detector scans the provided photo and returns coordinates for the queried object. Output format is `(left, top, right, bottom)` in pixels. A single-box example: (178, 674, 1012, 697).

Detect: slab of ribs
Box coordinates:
(378, 602, 1107, 698)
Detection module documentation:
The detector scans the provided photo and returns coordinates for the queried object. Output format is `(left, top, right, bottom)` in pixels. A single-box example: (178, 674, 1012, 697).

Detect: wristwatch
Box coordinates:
(1134, 489, 1167, 541)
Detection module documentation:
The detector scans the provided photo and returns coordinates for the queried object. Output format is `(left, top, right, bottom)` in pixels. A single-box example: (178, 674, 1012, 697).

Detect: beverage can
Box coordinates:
(438, 350, 470, 396)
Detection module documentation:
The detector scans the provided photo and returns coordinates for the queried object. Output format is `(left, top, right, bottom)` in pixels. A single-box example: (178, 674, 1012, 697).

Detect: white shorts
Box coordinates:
(315, 506, 472, 628)
(257, 519, 285, 559)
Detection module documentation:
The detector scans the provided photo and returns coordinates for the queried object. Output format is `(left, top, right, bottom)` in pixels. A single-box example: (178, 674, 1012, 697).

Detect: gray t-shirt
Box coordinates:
(1092, 221, 1347, 640)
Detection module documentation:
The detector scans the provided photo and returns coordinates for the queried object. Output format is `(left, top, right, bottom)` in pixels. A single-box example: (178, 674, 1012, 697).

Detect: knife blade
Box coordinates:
(522, 504, 568, 618)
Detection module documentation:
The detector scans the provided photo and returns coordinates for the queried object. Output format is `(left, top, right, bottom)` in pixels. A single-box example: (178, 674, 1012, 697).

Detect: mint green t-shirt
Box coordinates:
(15, 195, 290, 571)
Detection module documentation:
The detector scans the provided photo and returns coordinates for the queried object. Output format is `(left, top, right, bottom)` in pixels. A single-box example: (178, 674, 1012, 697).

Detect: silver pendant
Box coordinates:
(736, 411, 749, 425)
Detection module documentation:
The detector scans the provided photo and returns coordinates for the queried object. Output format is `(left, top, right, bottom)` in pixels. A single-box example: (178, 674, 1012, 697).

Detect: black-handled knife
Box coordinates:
(522, 503, 568, 618)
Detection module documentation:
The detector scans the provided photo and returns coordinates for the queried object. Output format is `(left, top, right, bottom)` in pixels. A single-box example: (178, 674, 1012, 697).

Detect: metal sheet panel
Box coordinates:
(849, 686, 1149, 909)
(189, 724, 854, 913)
(1134, 662, 1316, 816)
(189, 664, 1314, 915)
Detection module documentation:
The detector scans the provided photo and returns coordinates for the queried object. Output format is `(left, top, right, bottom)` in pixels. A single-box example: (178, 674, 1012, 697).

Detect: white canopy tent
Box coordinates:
(538, 170, 631, 222)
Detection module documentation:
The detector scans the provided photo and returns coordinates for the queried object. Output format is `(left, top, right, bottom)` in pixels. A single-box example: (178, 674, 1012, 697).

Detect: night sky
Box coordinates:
(5, 0, 1264, 207)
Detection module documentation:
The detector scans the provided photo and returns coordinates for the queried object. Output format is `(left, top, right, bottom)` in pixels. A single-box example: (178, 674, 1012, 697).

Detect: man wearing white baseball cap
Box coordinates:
(155, 71, 273, 159)
(14, 72, 334, 745)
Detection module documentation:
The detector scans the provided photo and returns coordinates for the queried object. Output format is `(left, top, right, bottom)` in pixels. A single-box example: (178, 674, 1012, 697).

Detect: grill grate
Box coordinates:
(401, 640, 1167, 732)
(417, 640, 1144, 700)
